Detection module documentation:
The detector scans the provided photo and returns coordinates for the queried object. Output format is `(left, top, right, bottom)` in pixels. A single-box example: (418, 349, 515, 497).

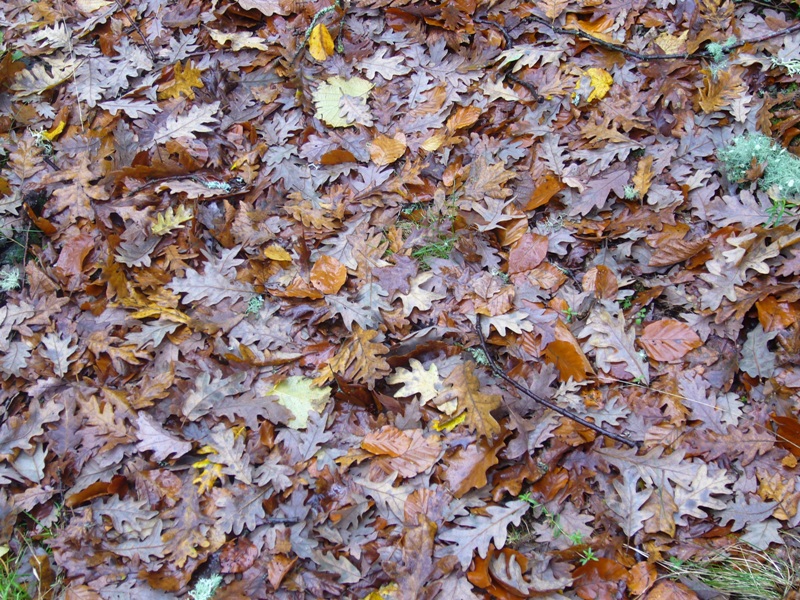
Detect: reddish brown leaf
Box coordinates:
(441, 438, 501, 498)
(220, 537, 258, 573)
(639, 319, 702, 362)
(508, 233, 548, 274)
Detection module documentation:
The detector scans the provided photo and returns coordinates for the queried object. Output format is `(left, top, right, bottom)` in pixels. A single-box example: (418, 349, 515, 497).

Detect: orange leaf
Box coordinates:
(316, 325, 390, 388)
(446, 105, 482, 131)
(320, 148, 357, 165)
(544, 320, 595, 382)
(697, 68, 747, 114)
(627, 561, 657, 596)
(772, 414, 800, 457)
(639, 319, 702, 362)
(310, 255, 347, 294)
(644, 580, 699, 600)
(441, 437, 501, 497)
(362, 425, 412, 457)
(524, 172, 564, 210)
(368, 134, 407, 166)
(582, 265, 618, 300)
(756, 296, 797, 331)
(508, 233, 548, 274)
(633, 155, 654, 197)
(378, 429, 441, 477)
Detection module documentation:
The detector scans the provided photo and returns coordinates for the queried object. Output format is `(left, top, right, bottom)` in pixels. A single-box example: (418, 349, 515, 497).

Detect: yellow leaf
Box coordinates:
(368, 134, 407, 166)
(192, 459, 223, 494)
(76, 0, 112, 12)
(437, 361, 501, 439)
(151, 205, 193, 236)
(264, 244, 292, 261)
(432, 412, 467, 432)
(541, 0, 570, 20)
(158, 60, 204, 100)
(43, 120, 65, 141)
(308, 23, 335, 62)
(387, 358, 440, 403)
(585, 67, 613, 102)
(421, 133, 446, 151)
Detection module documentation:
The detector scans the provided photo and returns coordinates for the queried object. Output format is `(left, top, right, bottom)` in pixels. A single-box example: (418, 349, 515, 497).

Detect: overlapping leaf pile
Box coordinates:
(1, 0, 800, 597)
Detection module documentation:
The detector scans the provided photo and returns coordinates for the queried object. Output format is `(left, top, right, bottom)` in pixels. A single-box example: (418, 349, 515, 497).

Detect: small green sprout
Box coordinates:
(567, 531, 584, 545)
(246, 295, 264, 315)
(619, 297, 632, 310)
(623, 185, 639, 200)
(634, 308, 647, 325)
(578, 548, 599, 566)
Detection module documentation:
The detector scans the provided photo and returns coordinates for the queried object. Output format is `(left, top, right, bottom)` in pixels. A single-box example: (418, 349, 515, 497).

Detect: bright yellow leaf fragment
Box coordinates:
(308, 23, 335, 61)
(432, 412, 467, 432)
(43, 120, 65, 141)
(151, 205, 193, 236)
(574, 67, 613, 103)
(264, 244, 292, 261)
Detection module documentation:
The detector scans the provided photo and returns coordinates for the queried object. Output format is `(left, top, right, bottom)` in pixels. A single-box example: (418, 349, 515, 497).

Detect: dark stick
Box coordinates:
(475, 315, 640, 448)
(521, 14, 800, 62)
(112, 0, 157, 64)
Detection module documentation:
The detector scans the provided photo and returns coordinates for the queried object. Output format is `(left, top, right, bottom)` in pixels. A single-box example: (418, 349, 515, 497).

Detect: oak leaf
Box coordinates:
(387, 358, 440, 403)
(317, 325, 390, 388)
(157, 60, 204, 100)
(135, 412, 192, 462)
(439, 501, 529, 569)
(438, 361, 501, 439)
(267, 376, 331, 429)
(580, 306, 649, 384)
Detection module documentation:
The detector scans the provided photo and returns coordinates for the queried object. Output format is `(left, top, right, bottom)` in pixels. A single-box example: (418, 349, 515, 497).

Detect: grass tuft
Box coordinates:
(661, 542, 798, 600)
(0, 545, 30, 600)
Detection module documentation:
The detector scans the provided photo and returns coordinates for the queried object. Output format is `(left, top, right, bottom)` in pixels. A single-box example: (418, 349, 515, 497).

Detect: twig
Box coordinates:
(112, 0, 157, 64)
(521, 14, 800, 62)
(476, 16, 543, 103)
(43, 156, 60, 172)
(506, 73, 544, 103)
(475, 315, 640, 448)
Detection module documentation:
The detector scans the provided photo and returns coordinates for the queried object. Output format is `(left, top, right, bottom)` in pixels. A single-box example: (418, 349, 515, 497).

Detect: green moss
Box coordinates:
(188, 574, 223, 600)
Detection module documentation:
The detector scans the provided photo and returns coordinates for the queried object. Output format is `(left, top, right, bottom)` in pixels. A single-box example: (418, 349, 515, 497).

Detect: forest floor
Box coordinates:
(1, 0, 800, 598)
